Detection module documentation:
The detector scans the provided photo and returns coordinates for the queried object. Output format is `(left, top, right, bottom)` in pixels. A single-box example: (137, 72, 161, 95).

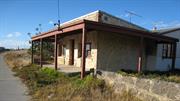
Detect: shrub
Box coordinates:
(73, 75, 105, 90)
(36, 68, 60, 86)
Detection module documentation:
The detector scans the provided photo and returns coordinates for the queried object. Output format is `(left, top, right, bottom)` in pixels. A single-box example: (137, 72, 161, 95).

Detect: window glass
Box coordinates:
(86, 43, 91, 57)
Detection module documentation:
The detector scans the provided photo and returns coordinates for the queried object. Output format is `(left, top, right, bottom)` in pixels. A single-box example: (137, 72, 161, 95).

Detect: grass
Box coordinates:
(4, 51, 142, 101)
(117, 69, 180, 83)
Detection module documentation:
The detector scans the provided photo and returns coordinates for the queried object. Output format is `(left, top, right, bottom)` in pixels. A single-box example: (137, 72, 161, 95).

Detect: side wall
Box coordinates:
(58, 31, 98, 70)
(155, 44, 172, 71)
(156, 30, 180, 70)
(96, 31, 157, 72)
(164, 30, 180, 69)
(97, 31, 142, 71)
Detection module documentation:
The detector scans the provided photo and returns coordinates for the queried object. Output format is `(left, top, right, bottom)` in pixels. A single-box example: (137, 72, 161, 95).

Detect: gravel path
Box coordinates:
(0, 54, 30, 101)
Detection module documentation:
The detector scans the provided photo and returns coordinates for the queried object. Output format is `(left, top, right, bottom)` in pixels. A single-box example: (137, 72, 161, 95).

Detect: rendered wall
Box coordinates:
(96, 31, 158, 72)
(156, 30, 180, 70)
(97, 31, 141, 71)
(155, 44, 172, 71)
(164, 30, 180, 69)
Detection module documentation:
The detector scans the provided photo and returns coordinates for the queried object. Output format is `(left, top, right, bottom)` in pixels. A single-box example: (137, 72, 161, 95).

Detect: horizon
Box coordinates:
(0, 0, 180, 49)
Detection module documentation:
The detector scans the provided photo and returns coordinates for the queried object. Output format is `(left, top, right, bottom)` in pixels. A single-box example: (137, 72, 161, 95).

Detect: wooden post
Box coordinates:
(138, 37, 144, 73)
(31, 41, 34, 64)
(172, 42, 177, 70)
(81, 27, 86, 79)
(54, 35, 58, 70)
(40, 38, 43, 67)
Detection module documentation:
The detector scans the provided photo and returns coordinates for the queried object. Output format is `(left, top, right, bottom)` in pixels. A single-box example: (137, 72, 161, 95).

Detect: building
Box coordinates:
(0, 47, 5, 52)
(31, 10, 178, 78)
(155, 27, 180, 70)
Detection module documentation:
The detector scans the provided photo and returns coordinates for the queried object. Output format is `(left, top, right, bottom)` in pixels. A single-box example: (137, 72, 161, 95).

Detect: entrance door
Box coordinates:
(69, 39, 74, 65)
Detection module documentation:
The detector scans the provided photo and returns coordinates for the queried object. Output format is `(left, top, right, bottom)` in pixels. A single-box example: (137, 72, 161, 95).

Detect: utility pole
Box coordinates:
(54, 0, 61, 31)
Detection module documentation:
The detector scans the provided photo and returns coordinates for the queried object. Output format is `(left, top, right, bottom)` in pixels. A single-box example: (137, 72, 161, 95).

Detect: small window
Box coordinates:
(86, 43, 91, 57)
(78, 43, 82, 58)
(162, 44, 173, 59)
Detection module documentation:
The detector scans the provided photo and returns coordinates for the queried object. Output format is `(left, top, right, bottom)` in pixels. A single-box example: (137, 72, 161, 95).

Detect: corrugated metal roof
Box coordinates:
(154, 27, 180, 34)
(58, 10, 149, 32)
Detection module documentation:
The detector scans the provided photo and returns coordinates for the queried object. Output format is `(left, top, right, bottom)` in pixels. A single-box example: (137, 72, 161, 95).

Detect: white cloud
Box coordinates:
(14, 32, 21, 37)
(0, 39, 30, 49)
(7, 33, 13, 38)
(153, 20, 180, 29)
(6, 32, 22, 38)
(49, 21, 54, 25)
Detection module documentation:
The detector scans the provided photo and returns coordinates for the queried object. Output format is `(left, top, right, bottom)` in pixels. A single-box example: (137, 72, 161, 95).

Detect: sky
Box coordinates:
(0, 0, 180, 49)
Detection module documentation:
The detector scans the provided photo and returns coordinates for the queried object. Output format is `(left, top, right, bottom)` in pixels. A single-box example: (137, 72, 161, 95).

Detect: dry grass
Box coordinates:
(4, 50, 31, 69)
(118, 69, 180, 83)
(4, 50, 142, 101)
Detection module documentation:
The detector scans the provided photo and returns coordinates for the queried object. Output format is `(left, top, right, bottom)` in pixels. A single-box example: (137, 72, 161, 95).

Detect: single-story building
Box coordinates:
(31, 10, 178, 78)
(155, 27, 180, 70)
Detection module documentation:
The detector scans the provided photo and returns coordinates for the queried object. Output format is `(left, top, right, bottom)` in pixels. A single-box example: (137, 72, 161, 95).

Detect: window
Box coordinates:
(162, 44, 173, 59)
(86, 43, 91, 57)
(78, 43, 82, 58)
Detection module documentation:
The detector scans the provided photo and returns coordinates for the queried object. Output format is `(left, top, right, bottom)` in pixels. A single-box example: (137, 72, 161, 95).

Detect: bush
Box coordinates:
(73, 75, 105, 90)
(36, 68, 60, 86)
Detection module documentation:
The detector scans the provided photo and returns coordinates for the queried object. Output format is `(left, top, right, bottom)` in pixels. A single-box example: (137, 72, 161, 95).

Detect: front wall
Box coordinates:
(97, 31, 141, 71)
(58, 31, 98, 70)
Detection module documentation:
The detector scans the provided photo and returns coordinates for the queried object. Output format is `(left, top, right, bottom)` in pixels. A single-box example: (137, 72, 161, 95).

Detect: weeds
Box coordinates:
(117, 69, 180, 83)
(4, 51, 142, 101)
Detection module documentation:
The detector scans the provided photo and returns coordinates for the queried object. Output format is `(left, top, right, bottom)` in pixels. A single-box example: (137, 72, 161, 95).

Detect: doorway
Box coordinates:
(69, 39, 74, 65)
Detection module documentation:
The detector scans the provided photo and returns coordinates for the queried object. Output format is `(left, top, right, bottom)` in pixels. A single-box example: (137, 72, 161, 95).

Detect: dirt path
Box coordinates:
(0, 54, 30, 101)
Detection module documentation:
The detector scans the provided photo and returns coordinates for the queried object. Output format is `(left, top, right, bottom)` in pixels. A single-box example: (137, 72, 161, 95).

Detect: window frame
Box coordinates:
(85, 42, 92, 57)
(162, 43, 173, 59)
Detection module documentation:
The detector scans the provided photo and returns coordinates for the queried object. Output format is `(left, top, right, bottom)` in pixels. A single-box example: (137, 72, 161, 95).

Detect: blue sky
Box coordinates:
(0, 0, 180, 49)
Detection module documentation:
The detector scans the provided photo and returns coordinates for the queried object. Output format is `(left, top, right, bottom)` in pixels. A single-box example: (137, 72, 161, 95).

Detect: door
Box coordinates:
(69, 39, 74, 65)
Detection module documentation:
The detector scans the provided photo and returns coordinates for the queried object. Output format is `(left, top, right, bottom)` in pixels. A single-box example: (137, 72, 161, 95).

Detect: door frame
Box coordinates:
(69, 39, 74, 65)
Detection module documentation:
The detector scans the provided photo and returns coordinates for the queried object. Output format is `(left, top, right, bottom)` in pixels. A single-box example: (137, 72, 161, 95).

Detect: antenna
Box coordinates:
(54, 0, 61, 31)
(125, 10, 142, 23)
